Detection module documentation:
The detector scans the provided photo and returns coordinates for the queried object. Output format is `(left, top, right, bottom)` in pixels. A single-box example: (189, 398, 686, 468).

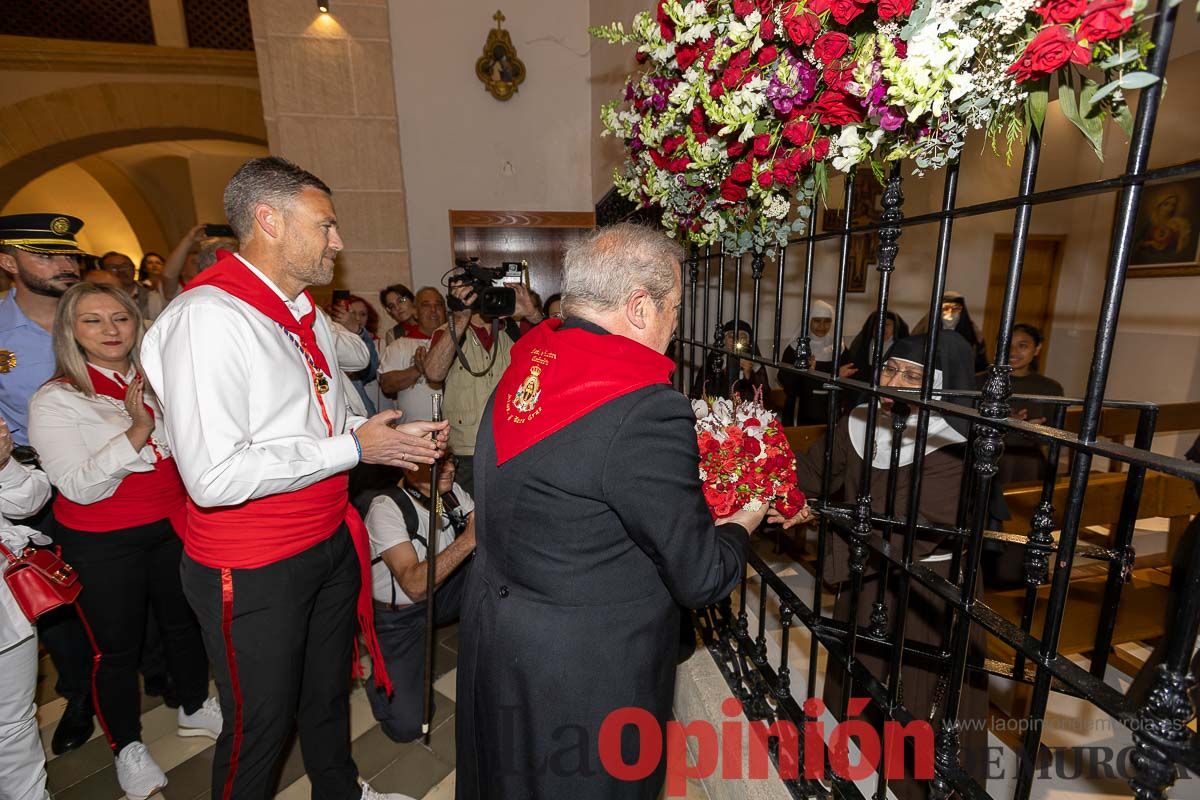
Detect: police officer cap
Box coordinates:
(0, 213, 85, 256)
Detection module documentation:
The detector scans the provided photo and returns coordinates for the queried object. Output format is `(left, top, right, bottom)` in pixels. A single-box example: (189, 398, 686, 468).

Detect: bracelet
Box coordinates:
(350, 428, 363, 462)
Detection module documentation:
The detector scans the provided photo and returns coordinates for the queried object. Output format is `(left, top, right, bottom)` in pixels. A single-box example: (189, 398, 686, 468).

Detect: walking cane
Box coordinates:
(421, 393, 444, 741)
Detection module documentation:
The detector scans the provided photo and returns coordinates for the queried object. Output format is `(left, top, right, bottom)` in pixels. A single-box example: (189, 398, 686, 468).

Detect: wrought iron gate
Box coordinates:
(605, 3, 1200, 798)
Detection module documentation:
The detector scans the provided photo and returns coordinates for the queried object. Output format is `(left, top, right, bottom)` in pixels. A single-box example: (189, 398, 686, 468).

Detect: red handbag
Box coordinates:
(0, 541, 82, 622)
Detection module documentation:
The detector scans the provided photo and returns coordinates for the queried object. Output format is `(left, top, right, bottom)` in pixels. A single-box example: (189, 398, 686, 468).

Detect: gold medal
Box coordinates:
(314, 370, 330, 394)
(0, 350, 15, 373)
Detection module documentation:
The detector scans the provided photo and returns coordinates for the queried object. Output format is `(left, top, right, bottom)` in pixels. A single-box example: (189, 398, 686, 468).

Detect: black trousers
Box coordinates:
(55, 518, 210, 750)
(367, 566, 467, 743)
(182, 526, 361, 800)
(24, 503, 92, 703)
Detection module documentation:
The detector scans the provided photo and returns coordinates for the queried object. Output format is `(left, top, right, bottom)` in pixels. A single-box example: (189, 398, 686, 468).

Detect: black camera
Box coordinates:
(448, 257, 519, 319)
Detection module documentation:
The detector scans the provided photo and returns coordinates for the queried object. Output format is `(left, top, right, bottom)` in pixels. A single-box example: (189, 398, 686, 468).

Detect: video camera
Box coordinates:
(447, 257, 526, 319)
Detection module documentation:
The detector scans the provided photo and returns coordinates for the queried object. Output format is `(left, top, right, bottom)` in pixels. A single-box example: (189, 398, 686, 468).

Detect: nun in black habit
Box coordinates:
(796, 332, 989, 800)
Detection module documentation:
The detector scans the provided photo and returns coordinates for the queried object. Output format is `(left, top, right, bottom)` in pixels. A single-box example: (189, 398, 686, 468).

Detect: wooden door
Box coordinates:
(984, 235, 1064, 365)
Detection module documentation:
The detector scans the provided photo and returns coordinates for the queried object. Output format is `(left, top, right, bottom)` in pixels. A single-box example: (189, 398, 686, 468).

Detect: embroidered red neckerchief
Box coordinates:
(186, 252, 332, 373)
(493, 318, 674, 465)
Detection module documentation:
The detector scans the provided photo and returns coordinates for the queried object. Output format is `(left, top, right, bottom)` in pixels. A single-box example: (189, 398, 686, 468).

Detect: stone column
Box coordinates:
(246, 0, 412, 304)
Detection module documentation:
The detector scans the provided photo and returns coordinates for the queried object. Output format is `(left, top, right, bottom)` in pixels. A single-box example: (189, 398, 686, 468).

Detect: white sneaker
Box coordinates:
(359, 779, 418, 800)
(177, 696, 222, 740)
(114, 742, 167, 800)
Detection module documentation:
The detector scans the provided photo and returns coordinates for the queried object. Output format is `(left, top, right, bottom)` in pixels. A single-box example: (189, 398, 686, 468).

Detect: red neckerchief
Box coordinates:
(86, 365, 154, 425)
(187, 252, 332, 373)
(182, 252, 392, 694)
(493, 319, 674, 465)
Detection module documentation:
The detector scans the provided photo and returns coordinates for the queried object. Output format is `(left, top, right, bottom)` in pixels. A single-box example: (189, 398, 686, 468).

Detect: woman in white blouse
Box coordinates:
(0, 417, 53, 800)
(28, 284, 218, 800)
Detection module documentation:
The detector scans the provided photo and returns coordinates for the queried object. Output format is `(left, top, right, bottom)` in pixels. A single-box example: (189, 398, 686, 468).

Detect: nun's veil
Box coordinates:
(884, 331, 976, 437)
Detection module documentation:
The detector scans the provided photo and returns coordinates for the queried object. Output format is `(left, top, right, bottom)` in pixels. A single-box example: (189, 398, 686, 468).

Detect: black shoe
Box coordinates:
(51, 694, 95, 755)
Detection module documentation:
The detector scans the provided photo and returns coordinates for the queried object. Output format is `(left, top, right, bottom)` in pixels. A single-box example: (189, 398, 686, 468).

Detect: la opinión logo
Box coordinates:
(598, 697, 933, 796)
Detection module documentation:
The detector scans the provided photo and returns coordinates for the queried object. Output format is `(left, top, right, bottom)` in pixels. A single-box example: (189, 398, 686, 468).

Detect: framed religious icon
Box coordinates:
(476, 10, 526, 102)
(820, 170, 883, 292)
(1127, 173, 1200, 278)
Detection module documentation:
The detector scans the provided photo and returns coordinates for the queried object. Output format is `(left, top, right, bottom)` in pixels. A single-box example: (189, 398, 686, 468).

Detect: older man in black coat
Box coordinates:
(455, 224, 767, 799)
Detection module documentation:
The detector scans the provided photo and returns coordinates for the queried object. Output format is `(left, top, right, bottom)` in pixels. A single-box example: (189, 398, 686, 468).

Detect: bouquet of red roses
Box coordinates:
(692, 394, 806, 521)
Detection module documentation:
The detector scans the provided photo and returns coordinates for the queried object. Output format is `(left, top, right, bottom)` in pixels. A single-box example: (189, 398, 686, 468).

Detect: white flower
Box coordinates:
(692, 398, 711, 420)
(711, 397, 735, 425)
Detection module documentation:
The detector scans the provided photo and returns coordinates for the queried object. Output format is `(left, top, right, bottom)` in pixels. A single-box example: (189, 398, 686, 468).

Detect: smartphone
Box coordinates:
(204, 223, 236, 238)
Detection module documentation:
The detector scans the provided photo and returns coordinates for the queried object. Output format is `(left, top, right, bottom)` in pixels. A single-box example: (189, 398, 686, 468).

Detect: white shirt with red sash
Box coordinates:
(141, 256, 365, 511)
(140, 253, 392, 691)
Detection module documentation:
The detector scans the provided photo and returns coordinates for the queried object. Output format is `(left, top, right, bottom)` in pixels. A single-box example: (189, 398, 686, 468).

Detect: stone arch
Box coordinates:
(0, 81, 268, 201)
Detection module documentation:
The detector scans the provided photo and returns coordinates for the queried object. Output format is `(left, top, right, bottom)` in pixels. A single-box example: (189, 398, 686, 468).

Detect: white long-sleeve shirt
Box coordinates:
(140, 258, 366, 508)
(0, 459, 52, 651)
(28, 366, 169, 505)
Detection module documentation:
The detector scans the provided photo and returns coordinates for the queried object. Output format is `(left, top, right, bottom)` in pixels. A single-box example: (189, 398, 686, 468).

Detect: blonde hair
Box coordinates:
(51, 283, 146, 397)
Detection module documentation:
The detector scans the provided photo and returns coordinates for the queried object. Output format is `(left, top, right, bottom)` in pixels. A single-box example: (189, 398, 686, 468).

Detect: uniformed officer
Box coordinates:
(0, 214, 84, 448)
(0, 213, 96, 755)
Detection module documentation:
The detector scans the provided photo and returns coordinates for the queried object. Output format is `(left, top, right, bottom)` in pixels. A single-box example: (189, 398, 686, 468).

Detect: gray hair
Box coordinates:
(51, 283, 146, 397)
(560, 224, 683, 317)
(223, 156, 331, 241)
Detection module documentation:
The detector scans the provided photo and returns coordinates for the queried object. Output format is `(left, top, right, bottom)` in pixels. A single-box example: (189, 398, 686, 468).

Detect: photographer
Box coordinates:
(422, 271, 542, 497)
(355, 456, 474, 743)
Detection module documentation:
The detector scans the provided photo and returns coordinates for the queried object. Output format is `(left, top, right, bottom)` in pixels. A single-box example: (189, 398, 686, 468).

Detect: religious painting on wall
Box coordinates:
(820, 170, 883, 292)
(1128, 174, 1200, 278)
(475, 10, 526, 102)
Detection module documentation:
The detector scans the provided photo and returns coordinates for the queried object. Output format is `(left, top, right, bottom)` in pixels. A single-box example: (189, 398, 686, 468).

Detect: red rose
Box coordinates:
(758, 0, 779, 13)
(782, 3, 821, 46)
(878, 0, 916, 19)
(811, 136, 831, 160)
(822, 63, 856, 90)
(1034, 0, 1088, 23)
(1077, 0, 1134, 42)
(676, 43, 702, 70)
(1007, 25, 1092, 83)
(734, 0, 757, 16)
(727, 141, 747, 158)
(757, 169, 775, 188)
(813, 32, 851, 63)
(773, 163, 798, 185)
(662, 135, 685, 152)
(776, 486, 807, 518)
(752, 133, 772, 156)
(757, 44, 779, 66)
(710, 80, 726, 99)
(829, 0, 867, 24)
(730, 50, 753, 70)
(783, 120, 815, 145)
(656, 0, 675, 41)
(721, 178, 748, 203)
(730, 160, 754, 183)
(722, 66, 744, 89)
(808, 0, 831, 11)
(761, 19, 777, 39)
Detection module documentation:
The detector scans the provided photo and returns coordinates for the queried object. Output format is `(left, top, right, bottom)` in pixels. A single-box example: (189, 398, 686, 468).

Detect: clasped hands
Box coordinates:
(716, 500, 814, 536)
(355, 409, 449, 471)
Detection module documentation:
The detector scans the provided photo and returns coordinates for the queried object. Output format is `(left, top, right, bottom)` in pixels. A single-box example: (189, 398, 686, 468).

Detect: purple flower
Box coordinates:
(625, 83, 636, 101)
(651, 94, 667, 111)
(630, 137, 644, 151)
(867, 84, 888, 108)
(795, 63, 818, 102)
(880, 107, 905, 131)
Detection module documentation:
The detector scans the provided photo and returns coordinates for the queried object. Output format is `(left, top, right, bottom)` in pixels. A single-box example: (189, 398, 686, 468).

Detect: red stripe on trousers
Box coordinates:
(73, 603, 117, 750)
(220, 568, 244, 800)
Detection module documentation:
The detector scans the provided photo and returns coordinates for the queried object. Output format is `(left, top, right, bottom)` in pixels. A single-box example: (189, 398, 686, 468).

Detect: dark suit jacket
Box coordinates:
(455, 327, 748, 800)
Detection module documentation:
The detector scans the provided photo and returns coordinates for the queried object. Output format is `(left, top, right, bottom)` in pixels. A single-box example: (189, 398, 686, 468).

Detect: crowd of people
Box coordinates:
(0, 153, 1086, 800)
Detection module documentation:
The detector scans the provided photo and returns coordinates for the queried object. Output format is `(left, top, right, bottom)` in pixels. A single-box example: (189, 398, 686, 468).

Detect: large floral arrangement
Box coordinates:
(593, 0, 1157, 253)
(693, 394, 807, 519)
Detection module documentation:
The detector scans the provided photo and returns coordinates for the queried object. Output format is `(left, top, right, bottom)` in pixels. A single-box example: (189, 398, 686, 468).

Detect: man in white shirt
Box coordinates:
(378, 286, 446, 422)
(141, 156, 447, 800)
(357, 456, 474, 743)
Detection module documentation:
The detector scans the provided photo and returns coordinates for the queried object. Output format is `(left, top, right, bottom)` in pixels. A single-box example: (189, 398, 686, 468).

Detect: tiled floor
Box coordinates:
(38, 625, 462, 800)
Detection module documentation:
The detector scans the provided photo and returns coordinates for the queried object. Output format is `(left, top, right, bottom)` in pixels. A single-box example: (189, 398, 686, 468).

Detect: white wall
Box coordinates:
(390, 0, 595, 292)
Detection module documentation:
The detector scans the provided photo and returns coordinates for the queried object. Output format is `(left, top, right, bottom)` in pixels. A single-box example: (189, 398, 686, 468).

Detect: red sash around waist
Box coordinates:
(183, 472, 394, 694)
(53, 457, 187, 534)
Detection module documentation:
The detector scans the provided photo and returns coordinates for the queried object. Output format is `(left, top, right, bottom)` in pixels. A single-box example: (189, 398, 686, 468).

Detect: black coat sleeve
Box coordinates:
(601, 387, 749, 609)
